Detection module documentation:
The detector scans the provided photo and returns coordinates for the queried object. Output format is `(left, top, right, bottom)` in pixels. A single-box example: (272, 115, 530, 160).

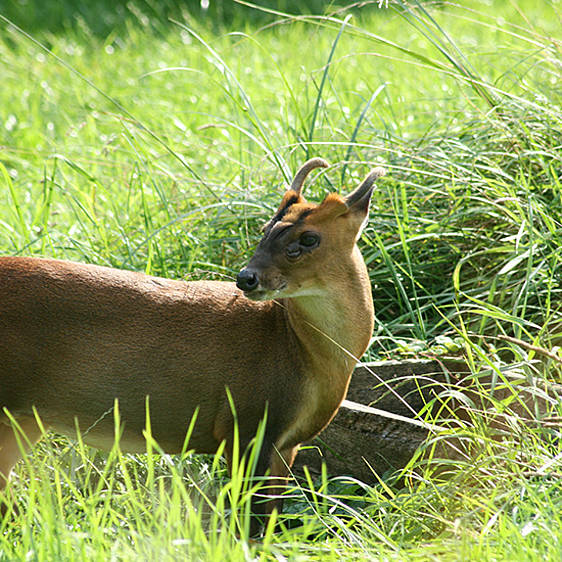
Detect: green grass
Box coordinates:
(1, 0, 561, 559)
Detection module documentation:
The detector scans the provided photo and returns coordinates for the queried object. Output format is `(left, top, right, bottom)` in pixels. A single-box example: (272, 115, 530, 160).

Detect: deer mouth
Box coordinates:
(243, 281, 288, 301)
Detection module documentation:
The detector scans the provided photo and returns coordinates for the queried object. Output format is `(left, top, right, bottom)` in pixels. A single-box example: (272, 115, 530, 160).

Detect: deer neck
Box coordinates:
(285, 246, 374, 393)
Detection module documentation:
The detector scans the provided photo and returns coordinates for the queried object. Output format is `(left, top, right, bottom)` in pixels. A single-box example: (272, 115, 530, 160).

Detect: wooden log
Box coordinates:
(294, 358, 560, 482)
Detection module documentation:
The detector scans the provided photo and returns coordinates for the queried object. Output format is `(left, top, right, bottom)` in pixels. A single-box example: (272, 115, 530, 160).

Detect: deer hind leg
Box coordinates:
(0, 416, 44, 516)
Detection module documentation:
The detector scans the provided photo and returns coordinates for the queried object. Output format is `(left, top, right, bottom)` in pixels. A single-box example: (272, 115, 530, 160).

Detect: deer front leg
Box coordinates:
(248, 444, 299, 536)
(263, 445, 298, 522)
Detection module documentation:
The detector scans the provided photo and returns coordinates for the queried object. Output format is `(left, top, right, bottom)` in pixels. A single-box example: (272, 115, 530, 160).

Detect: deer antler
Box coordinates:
(290, 158, 329, 196)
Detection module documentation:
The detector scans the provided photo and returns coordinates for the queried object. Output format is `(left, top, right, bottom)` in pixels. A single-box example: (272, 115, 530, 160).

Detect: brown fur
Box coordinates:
(0, 161, 384, 533)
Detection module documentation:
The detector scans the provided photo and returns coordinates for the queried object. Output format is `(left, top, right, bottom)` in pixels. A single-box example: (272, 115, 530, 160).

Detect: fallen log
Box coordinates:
(294, 358, 560, 482)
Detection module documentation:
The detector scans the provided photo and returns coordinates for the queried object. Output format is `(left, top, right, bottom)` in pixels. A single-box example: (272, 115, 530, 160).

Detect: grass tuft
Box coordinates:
(1, 0, 561, 558)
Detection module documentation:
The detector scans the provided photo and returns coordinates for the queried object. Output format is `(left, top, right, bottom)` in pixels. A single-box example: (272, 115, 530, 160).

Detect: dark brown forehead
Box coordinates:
(266, 208, 315, 239)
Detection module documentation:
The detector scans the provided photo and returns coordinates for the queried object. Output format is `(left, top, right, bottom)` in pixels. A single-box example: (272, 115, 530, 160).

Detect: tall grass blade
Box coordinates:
(308, 14, 351, 158)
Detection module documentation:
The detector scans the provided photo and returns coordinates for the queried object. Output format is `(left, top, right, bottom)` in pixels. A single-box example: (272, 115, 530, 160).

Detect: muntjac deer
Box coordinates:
(0, 158, 385, 533)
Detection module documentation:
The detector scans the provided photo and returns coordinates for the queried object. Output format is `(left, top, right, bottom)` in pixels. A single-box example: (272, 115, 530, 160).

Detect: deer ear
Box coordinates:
(312, 167, 386, 226)
(344, 167, 385, 216)
(342, 167, 385, 235)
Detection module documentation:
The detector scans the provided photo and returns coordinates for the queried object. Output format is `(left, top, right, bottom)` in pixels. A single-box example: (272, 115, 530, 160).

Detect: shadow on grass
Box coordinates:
(2, 0, 342, 37)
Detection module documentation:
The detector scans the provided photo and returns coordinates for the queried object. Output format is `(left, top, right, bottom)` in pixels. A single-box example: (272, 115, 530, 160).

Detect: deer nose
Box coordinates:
(236, 268, 260, 292)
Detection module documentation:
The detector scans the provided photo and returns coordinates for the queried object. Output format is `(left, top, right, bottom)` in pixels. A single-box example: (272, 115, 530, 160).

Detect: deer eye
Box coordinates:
(286, 242, 301, 259)
(299, 232, 320, 248)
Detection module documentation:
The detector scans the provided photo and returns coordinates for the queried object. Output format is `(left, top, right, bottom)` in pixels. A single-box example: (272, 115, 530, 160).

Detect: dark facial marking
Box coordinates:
(264, 194, 299, 236)
(264, 208, 315, 246)
(294, 209, 314, 224)
(268, 223, 293, 242)
(264, 194, 300, 235)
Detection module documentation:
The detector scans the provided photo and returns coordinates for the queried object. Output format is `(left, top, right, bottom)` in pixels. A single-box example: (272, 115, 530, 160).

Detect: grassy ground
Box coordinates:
(0, 0, 561, 559)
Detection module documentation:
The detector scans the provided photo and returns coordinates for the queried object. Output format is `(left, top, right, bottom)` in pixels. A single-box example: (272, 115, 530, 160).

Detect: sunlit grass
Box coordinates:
(0, 0, 561, 559)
